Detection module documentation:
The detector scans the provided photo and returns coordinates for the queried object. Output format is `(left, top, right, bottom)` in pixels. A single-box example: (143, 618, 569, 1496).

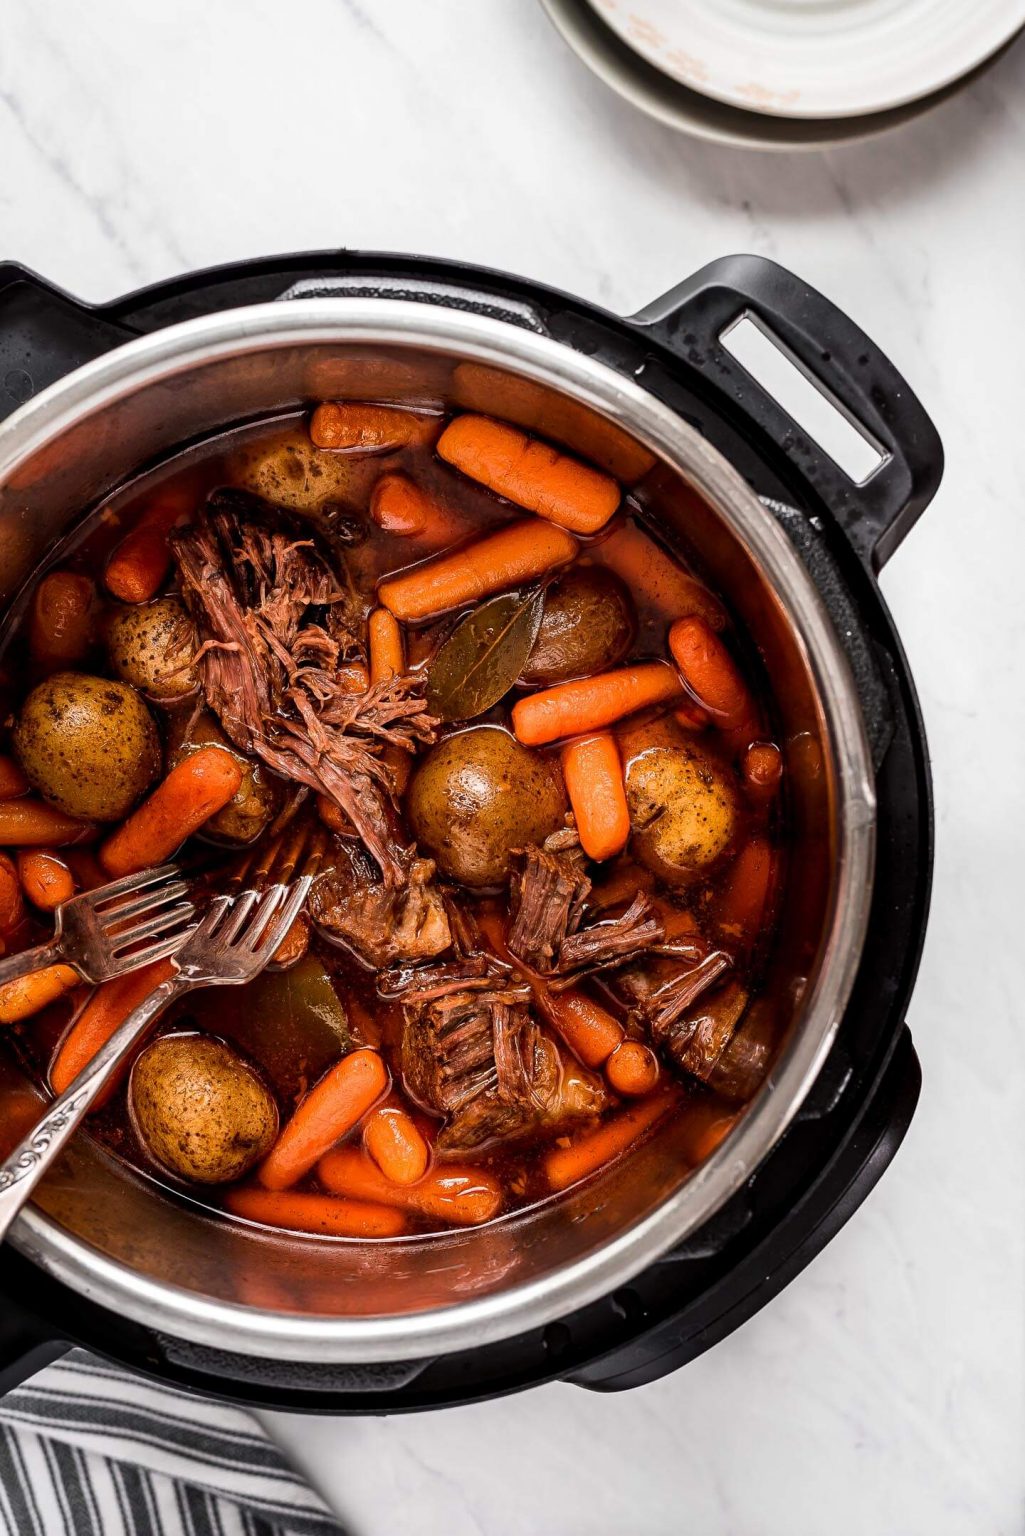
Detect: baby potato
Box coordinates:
(520, 565, 635, 687)
(232, 427, 381, 515)
(407, 726, 567, 888)
(167, 710, 278, 846)
(105, 596, 198, 701)
(130, 1033, 278, 1185)
(13, 671, 161, 822)
(626, 743, 737, 886)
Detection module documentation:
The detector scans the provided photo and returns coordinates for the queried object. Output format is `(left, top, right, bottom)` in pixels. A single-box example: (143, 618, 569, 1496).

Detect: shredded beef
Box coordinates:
(506, 844, 664, 983)
(170, 491, 436, 885)
(309, 843, 451, 969)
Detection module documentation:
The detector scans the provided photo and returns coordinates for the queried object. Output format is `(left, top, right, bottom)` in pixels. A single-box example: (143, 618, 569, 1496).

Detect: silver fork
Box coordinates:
(0, 877, 312, 1243)
(0, 865, 195, 986)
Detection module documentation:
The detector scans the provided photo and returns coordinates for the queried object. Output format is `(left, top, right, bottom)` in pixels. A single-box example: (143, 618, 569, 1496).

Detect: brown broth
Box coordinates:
(0, 408, 787, 1241)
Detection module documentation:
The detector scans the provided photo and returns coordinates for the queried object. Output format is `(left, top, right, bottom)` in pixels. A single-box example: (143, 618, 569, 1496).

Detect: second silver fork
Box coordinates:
(0, 877, 312, 1244)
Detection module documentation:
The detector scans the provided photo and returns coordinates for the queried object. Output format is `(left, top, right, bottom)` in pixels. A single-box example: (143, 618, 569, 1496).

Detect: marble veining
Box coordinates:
(1, 2, 1023, 1531)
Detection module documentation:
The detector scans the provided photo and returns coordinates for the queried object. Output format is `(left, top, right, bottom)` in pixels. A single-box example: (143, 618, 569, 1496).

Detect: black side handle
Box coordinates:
(0, 1267, 68, 1396)
(632, 255, 943, 571)
(571, 1026, 922, 1392)
(0, 264, 137, 427)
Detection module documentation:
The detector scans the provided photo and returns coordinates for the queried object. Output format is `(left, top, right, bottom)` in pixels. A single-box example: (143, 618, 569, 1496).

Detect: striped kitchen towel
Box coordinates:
(0, 1349, 344, 1535)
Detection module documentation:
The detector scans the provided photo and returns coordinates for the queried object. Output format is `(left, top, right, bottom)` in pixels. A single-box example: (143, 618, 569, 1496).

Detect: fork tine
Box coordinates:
(90, 864, 182, 907)
(237, 885, 288, 950)
(99, 880, 191, 927)
(106, 926, 198, 975)
(195, 893, 236, 938)
(108, 900, 196, 951)
(217, 889, 262, 945)
(246, 876, 313, 954)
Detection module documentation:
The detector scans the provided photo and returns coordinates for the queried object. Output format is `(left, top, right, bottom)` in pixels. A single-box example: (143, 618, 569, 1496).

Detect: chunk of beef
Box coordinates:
(310, 843, 451, 969)
(401, 983, 560, 1151)
(171, 492, 437, 884)
(507, 844, 664, 983)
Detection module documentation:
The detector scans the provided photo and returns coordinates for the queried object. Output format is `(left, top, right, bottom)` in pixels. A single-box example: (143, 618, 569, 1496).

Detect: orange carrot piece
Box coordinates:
(63, 847, 108, 892)
(378, 518, 578, 622)
(99, 747, 244, 878)
(0, 853, 25, 934)
(679, 1105, 739, 1165)
(28, 571, 95, 672)
(0, 964, 80, 1025)
(225, 1186, 406, 1239)
(560, 734, 629, 862)
(595, 522, 726, 629)
(316, 794, 350, 836)
(337, 660, 370, 694)
(0, 800, 95, 847)
(669, 617, 755, 732)
(512, 663, 681, 747)
(742, 741, 783, 801)
(605, 1040, 661, 1098)
(272, 912, 310, 970)
(370, 472, 475, 548)
(437, 415, 621, 535)
(318, 1145, 503, 1227)
(363, 1103, 430, 1186)
(0, 756, 29, 799)
(541, 986, 623, 1070)
(50, 957, 176, 1100)
(105, 499, 187, 604)
(716, 837, 774, 941)
(544, 1091, 674, 1192)
(259, 1049, 388, 1191)
(309, 402, 438, 453)
(674, 700, 711, 732)
(16, 849, 75, 912)
(368, 607, 405, 685)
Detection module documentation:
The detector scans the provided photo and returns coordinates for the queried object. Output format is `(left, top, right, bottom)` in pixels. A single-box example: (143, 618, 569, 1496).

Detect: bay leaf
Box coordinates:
(426, 589, 544, 722)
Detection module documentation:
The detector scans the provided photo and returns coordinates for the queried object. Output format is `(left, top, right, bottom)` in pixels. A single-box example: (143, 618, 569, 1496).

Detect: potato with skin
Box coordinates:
(130, 1034, 278, 1185)
(14, 671, 161, 822)
(520, 565, 635, 687)
(105, 596, 198, 701)
(407, 726, 567, 888)
(233, 427, 382, 515)
(626, 743, 737, 886)
(166, 709, 278, 846)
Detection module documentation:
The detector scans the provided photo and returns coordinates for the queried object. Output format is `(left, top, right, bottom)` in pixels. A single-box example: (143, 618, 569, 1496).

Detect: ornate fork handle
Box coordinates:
(0, 976, 185, 1243)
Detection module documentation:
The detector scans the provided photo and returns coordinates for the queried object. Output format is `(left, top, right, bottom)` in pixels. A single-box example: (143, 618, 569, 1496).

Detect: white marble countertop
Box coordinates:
(3, 3, 1023, 1532)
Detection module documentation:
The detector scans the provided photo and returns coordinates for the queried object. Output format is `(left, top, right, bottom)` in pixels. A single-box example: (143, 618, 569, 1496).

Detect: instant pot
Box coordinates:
(0, 251, 938, 1411)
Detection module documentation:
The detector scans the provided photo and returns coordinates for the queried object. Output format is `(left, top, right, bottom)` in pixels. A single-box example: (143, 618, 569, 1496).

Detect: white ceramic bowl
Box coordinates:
(589, 0, 1025, 119)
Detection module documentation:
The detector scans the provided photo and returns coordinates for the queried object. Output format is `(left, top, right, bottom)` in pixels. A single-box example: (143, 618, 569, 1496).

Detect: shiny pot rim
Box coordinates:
(0, 299, 876, 1362)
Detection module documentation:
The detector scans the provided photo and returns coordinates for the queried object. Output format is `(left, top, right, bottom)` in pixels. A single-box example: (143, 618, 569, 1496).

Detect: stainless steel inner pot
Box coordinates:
(0, 300, 875, 1363)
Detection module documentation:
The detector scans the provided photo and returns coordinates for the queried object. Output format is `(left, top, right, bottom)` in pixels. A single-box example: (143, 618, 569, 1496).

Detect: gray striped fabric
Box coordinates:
(0, 1350, 344, 1536)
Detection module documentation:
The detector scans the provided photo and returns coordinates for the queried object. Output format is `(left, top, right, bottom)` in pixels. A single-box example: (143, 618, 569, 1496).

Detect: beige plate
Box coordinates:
(538, 0, 1022, 150)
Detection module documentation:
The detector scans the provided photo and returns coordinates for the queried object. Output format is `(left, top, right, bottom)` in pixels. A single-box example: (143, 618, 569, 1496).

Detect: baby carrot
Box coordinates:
(0, 756, 29, 799)
(50, 956, 176, 1100)
(560, 734, 629, 862)
(99, 747, 244, 878)
(544, 1091, 674, 1192)
(512, 663, 681, 747)
(669, 617, 755, 733)
(716, 837, 774, 942)
(378, 518, 578, 622)
(28, 571, 95, 672)
(595, 522, 726, 630)
(225, 1186, 406, 1239)
(370, 472, 476, 548)
(105, 499, 188, 604)
(63, 847, 108, 892)
(0, 853, 25, 934)
(541, 986, 623, 1070)
(309, 403, 439, 453)
(0, 964, 79, 1025)
(363, 1103, 430, 1186)
(0, 800, 95, 847)
(318, 1145, 503, 1227)
(605, 1040, 661, 1098)
(338, 659, 370, 694)
(16, 849, 74, 912)
(742, 741, 783, 801)
(272, 913, 310, 970)
(368, 607, 405, 685)
(259, 1048, 388, 1191)
(437, 415, 621, 535)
